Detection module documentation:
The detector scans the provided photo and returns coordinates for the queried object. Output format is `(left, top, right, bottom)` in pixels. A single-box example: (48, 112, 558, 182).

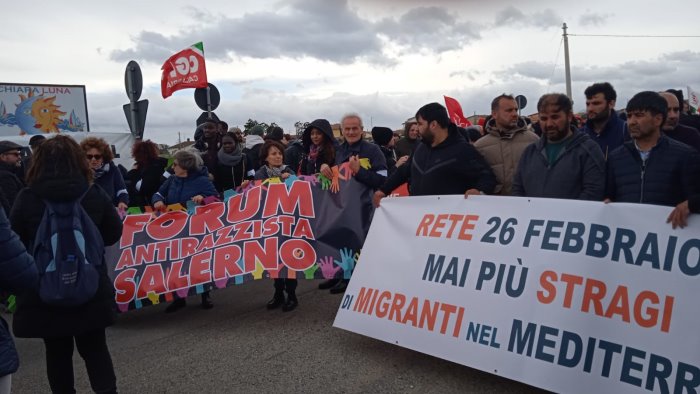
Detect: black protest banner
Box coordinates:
(107, 169, 373, 312)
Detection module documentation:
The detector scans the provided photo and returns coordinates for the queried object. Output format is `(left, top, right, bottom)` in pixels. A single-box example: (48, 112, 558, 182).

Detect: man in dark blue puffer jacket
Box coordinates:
(0, 207, 38, 393)
(606, 91, 700, 206)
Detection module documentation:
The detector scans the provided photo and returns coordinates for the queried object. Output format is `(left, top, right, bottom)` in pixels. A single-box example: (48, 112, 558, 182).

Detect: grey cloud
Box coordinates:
(494, 6, 561, 30)
(495, 6, 525, 25)
(449, 70, 481, 81)
(664, 51, 700, 62)
(111, 0, 487, 67)
(531, 9, 560, 29)
(578, 12, 611, 27)
(492, 51, 700, 111)
(377, 7, 482, 52)
(111, 0, 385, 65)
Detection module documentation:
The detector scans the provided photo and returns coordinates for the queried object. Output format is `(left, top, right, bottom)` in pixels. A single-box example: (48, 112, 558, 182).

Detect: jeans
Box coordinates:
(0, 374, 11, 394)
(43, 328, 117, 394)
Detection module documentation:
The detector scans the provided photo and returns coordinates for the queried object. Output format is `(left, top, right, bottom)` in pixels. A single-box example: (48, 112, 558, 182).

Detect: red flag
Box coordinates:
(444, 95, 472, 127)
(161, 42, 208, 99)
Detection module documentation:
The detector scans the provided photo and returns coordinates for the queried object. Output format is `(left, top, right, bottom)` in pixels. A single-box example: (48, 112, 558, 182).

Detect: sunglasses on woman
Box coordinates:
(86, 154, 102, 160)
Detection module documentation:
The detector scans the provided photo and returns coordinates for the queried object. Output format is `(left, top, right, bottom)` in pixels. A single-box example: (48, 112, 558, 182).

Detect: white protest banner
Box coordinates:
(334, 195, 700, 394)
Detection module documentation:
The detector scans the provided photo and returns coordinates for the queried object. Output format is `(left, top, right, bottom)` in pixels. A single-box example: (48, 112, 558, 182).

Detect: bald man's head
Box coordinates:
(659, 92, 680, 131)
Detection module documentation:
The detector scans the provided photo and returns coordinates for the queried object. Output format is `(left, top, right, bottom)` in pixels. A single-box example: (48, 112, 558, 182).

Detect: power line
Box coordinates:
(569, 34, 700, 38)
(547, 37, 563, 91)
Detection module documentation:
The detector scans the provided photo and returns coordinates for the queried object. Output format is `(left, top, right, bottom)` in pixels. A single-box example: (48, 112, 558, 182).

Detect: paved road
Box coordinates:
(9, 280, 547, 393)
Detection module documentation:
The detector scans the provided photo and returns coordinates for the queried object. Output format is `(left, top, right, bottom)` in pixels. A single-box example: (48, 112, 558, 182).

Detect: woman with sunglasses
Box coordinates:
(80, 138, 129, 211)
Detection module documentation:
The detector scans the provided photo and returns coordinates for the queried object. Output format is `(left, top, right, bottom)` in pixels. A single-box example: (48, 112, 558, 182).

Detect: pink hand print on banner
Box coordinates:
(337, 162, 353, 180)
(297, 175, 319, 186)
(318, 256, 340, 279)
(214, 277, 228, 289)
(176, 287, 189, 298)
(117, 303, 129, 312)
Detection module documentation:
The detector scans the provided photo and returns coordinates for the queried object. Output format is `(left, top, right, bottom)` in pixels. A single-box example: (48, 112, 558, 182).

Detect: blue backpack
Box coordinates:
(32, 191, 104, 306)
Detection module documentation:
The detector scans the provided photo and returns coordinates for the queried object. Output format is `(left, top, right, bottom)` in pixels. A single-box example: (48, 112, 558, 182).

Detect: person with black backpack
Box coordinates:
(9, 135, 123, 394)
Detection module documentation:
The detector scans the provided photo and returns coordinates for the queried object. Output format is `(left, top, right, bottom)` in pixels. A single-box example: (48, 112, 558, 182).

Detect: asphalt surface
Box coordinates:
(9, 280, 548, 393)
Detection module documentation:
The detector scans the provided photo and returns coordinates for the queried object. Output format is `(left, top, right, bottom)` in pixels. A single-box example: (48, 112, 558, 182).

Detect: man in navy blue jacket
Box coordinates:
(319, 113, 387, 294)
(580, 82, 629, 158)
(606, 91, 700, 207)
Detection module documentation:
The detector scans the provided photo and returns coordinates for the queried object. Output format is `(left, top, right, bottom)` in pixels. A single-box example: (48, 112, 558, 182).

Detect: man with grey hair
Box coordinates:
(336, 113, 387, 189)
(318, 112, 386, 294)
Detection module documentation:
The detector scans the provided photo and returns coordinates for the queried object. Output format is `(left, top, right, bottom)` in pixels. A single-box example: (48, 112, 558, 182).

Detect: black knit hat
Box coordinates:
(265, 126, 284, 141)
(371, 126, 393, 146)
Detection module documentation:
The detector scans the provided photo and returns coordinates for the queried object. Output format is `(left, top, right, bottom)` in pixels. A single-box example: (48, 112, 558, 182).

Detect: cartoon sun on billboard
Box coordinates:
(0, 90, 85, 135)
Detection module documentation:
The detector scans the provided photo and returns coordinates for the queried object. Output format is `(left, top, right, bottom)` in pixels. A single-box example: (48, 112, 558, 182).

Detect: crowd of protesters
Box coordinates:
(0, 82, 700, 393)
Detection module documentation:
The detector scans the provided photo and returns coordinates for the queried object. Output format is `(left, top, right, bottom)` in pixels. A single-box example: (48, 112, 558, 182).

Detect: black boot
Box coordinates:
(318, 278, 340, 290)
(165, 298, 186, 313)
(267, 280, 285, 310)
(201, 291, 213, 310)
(329, 279, 349, 294)
(282, 285, 298, 312)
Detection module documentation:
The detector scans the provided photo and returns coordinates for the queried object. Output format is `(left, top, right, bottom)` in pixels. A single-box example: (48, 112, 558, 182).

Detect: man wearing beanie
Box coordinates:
(372, 126, 397, 175)
(265, 126, 285, 144)
(244, 125, 266, 171)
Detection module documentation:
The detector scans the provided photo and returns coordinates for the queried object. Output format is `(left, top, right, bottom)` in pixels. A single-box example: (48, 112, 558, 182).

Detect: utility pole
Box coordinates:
(563, 23, 572, 100)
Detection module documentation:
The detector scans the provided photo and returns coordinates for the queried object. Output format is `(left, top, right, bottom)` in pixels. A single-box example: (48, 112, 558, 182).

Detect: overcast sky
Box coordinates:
(4, 0, 699, 144)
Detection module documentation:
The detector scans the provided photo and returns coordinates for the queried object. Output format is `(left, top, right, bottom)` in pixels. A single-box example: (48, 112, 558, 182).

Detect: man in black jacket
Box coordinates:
(606, 91, 700, 206)
(0, 141, 25, 211)
(667, 194, 700, 229)
(659, 91, 700, 152)
(373, 102, 496, 206)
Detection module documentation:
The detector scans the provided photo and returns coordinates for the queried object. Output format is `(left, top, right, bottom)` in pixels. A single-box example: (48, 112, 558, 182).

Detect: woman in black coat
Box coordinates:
(299, 118, 336, 178)
(0, 208, 38, 393)
(10, 135, 123, 394)
(213, 131, 253, 193)
(126, 139, 168, 206)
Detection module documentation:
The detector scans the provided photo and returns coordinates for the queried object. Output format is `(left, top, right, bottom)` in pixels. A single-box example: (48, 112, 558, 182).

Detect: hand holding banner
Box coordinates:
(161, 42, 208, 99)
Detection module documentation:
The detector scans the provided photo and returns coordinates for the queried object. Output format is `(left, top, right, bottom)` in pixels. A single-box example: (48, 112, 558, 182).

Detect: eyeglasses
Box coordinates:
(86, 154, 102, 160)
